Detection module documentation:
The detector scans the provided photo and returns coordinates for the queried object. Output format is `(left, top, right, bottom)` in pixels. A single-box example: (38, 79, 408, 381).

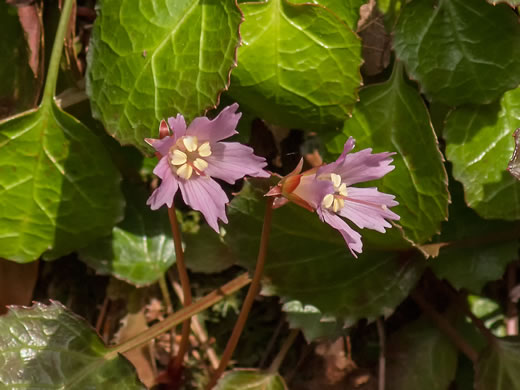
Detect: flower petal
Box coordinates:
(318, 209, 362, 258)
(148, 136, 176, 157)
(338, 187, 400, 233)
(168, 114, 187, 141)
(318, 138, 396, 186)
(186, 103, 241, 142)
(146, 172, 179, 210)
(204, 142, 269, 184)
(153, 156, 172, 180)
(291, 173, 334, 210)
(178, 177, 229, 232)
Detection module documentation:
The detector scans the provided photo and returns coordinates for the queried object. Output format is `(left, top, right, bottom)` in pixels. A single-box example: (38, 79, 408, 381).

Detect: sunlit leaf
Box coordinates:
(0, 301, 144, 389)
(444, 86, 520, 220)
(87, 0, 242, 152)
(229, 0, 362, 131)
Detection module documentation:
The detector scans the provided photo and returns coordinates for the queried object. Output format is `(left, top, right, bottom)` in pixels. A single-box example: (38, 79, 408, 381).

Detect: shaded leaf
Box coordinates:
(393, 0, 520, 105)
(79, 184, 175, 286)
(386, 317, 458, 390)
(430, 176, 519, 293)
(0, 102, 124, 263)
(283, 300, 343, 342)
(229, 0, 362, 131)
(86, 0, 242, 152)
(215, 370, 287, 390)
(444, 86, 520, 220)
(0, 1, 43, 117)
(227, 181, 425, 322)
(184, 224, 236, 274)
(475, 337, 520, 390)
(326, 64, 449, 245)
(0, 301, 144, 389)
(487, 0, 520, 6)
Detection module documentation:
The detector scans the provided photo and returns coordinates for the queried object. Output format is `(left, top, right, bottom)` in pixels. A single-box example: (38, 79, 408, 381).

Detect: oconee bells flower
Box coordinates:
(146, 104, 269, 232)
(267, 137, 400, 257)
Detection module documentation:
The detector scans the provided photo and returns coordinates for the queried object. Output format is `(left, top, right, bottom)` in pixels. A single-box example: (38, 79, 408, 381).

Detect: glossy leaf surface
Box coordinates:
(326, 65, 449, 245)
(444, 86, 520, 220)
(227, 181, 425, 322)
(393, 0, 520, 105)
(79, 184, 175, 286)
(0, 301, 144, 389)
(87, 0, 242, 152)
(229, 0, 362, 131)
(0, 103, 123, 263)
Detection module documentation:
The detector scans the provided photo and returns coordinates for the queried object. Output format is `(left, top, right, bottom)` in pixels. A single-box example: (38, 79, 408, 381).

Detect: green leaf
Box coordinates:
(290, 0, 367, 29)
(227, 181, 425, 322)
(0, 103, 124, 263)
(386, 317, 458, 390)
(444, 86, 520, 220)
(79, 184, 175, 286)
(475, 337, 520, 390)
(0, 301, 144, 389)
(393, 0, 520, 105)
(283, 300, 343, 342)
(215, 370, 287, 390)
(86, 0, 242, 153)
(430, 176, 519, 293)
(468, 295, 506, 338)
(229, 0, 362, 131)
(326, 64, 449, 245)
(0, 2, 42, 117)
(184, 224, 236, 274)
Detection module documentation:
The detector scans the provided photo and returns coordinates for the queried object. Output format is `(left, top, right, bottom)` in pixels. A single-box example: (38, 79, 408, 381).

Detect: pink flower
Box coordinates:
(146, 104, 269, 232)
(267, 137, 399, 257)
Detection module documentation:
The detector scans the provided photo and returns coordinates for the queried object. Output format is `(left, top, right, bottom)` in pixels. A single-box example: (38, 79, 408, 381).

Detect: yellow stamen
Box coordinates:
(193, 158, 208, 172)
(177, 164, 193, 180)
(331, 173, 341, 188)
(338, 183, 348, 196)
(322, 194, 334, 209)
(198, 142, 212, 157)
(170, 150, 187, 165)
(183, 136, 198, 152)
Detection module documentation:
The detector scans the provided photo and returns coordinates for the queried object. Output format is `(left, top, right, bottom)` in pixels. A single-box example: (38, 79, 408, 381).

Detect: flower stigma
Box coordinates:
(168, 136, 212, 179)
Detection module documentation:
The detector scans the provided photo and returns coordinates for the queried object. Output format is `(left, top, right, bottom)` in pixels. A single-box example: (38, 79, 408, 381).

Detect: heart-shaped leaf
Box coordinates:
(326, 64, 449, 245)
(386, 317, 458, 390)
(79, 184, 175, 286)
(86, 0, 242, 153)
(226, 181, 425, 322)
(0, 301, 144, 389)
(475, 337, 520, 390)
(215, 370, 287, 390)
(444, 86, 520, 220)
(0, 0, 124, 263)
(393, 0, 520, 105)
(291, 0, 367, 29)
(229, 0, 362, 131)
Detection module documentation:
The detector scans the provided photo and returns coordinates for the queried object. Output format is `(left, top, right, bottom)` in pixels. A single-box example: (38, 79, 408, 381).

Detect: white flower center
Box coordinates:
(322, 173, 348, 213)
(168, 136, 212, 180)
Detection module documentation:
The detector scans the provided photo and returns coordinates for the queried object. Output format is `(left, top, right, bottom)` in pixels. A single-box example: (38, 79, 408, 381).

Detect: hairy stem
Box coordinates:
(42, 0, 75, 104)
(167, 206, 193, 378)
(411, 290, 478, 363)
(107, 273, 251, 359)
(376, 317, 386, 390)
(206, 198, 275, 389)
